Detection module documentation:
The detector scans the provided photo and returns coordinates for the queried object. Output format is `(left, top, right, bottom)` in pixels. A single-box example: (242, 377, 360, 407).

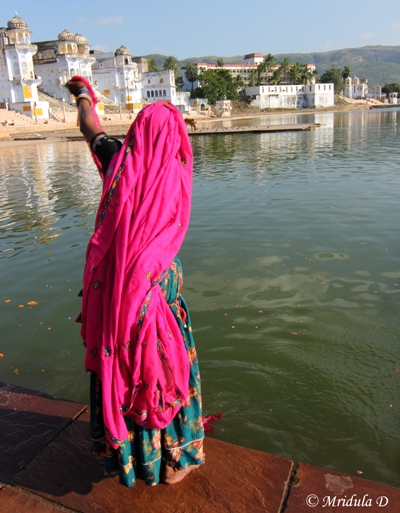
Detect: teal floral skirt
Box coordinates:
(89, 257, 205, 487)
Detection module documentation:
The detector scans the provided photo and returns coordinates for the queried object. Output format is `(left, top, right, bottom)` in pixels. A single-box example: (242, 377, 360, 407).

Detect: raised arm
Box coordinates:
(65, 79, 103, 143)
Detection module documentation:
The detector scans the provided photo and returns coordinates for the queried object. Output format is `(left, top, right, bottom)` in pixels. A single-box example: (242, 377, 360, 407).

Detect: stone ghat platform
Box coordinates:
(1, 382, 399, 513)
(188, 123, 319, 136)
(3, 123, 320, 143)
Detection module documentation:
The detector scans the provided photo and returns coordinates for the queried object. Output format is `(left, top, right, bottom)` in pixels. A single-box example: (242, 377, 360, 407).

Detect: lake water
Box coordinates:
(1, 108, 399, 487)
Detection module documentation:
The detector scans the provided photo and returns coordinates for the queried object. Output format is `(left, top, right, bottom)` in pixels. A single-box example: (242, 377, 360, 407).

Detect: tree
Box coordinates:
(163, 55, 179, 77)
(184, 64, 199, 91)
(194, 68, 242, 104)
(175, 76, 184, 91)
(252, 54, 276, 86)
(271, 68, 282, 85)
(342, 66, 351, 80)
(264, 53, 276, 71)
(147, 58, 158, 72)
(263, 53, 276, 84)
(255, 61, 264, 86)
(320, 65, 344, 93)
(382, 82, 400, 95)
(216, 58, 225, 68)
(279, 57, 291, 82)
(300, 66, 316, 85)
(289, 62, 302, 85)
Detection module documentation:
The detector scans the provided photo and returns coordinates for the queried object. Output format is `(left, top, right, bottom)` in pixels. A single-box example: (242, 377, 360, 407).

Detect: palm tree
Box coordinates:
(256, 62, 264, 86)
(163, 56, 179, 77)
(248, 71, 256, 87)
(279, 57, 291, 82)
(300, 67, 315, 85)
(185, 64, 199, 91)
(271, 68, 282, 85)
(289, 62, 302, 85)
(147, 58, 158, 72)
(263, 53, 276, 83)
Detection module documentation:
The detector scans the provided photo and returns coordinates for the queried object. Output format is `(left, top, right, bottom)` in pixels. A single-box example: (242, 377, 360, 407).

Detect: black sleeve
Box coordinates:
(90, 133, 123, 175)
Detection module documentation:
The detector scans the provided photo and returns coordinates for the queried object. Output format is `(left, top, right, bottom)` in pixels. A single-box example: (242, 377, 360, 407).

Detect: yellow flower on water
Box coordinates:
(4, 299, 10, 303)
(27, 301, 38, 306)
(18, 304, 24, 309)
(0, 353, 4, 358)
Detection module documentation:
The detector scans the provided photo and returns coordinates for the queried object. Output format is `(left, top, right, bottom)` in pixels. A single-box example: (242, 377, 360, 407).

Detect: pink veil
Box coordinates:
(81, 102, 193, 447)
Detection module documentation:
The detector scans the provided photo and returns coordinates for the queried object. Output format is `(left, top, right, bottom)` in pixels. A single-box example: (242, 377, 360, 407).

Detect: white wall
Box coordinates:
(245, 83, 334, 109)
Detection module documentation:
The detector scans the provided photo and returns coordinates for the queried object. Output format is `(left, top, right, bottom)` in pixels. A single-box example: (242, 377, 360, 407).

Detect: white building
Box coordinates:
(33, 28, 95, 104)
(344, 76, 368, 99)
(91, 46, 142, 113)
(142, 69, 177, 104)
(175, 91, 191, 113)
(0, 13, 49, 118)
(216, 100, 232, 117)
(368, 85, 383, 100)
(243, 52, 264, 65)
(245, 83, 334, 109)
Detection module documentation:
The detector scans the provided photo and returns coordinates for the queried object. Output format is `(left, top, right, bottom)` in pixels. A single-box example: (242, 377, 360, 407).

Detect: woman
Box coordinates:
(66, 77, 204, 487)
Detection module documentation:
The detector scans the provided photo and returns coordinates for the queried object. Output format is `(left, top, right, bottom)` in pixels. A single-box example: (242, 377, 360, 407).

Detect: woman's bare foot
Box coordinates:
(162, 464, 201, 485)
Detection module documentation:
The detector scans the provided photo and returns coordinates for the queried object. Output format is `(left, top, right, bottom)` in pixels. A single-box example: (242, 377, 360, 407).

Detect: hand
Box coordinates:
(65, 79, 86, 96)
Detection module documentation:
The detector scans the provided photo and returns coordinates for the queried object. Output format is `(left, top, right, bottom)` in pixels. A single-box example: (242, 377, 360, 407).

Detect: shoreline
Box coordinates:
(0, 102, 397, 149)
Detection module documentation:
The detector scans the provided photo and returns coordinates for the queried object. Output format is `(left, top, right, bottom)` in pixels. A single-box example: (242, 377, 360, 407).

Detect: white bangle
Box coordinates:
(76, 93, 92, 107)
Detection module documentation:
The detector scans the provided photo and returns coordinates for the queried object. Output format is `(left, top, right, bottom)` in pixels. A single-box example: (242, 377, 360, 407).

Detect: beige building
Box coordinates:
(182, 53, 316, 92)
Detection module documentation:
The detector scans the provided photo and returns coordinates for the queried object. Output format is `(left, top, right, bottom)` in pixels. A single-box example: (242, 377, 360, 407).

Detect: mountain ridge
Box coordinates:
(138, 45, 400, 88)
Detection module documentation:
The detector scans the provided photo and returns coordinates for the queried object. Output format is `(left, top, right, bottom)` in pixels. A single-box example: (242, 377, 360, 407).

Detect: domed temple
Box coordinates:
(0, 13, 48, 118)
(32, 26, 95, 103)
(90, 45, 143, 113)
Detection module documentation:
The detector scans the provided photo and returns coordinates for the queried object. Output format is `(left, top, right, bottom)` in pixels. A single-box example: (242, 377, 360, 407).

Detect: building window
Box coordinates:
(151, 91, 154, 97)
(163, 90, 166, 97)
(155, 90, 158, 97)
(160, 78, 164, 83)
(21, 61, 28, 78)
(148, 79, 150, 84)
(147, 91, 150, 98)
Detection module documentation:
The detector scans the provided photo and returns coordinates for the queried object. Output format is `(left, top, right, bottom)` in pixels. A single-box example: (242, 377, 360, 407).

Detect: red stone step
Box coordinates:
(13, 410, 293, 513)
(0, 485, 70, 513)
(1, 382, 399, 513)
(285, 462, 400, 513)
(0, 382, 86, 484)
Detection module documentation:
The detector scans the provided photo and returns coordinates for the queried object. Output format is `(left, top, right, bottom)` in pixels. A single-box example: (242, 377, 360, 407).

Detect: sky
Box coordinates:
(6, 1, 400, 60)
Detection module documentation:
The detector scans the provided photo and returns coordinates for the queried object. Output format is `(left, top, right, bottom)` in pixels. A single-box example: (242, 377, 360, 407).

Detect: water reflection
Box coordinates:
(0, 141, 102, 255)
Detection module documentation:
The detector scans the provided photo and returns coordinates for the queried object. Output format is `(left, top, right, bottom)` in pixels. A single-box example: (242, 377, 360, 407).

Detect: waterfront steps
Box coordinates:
(1, 382, 399, 512)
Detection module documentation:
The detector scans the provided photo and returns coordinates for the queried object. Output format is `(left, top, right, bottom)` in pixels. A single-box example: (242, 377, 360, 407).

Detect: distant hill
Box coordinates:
(141, 46, 400, 88)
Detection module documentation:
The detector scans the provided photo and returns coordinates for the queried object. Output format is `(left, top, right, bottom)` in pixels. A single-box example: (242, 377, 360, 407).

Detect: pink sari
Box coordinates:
(81, 102, 193, 448)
